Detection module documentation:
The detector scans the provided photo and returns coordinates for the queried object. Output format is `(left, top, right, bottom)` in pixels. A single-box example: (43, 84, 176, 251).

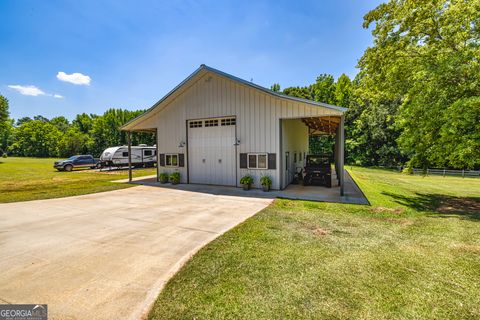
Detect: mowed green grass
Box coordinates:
(0, 157, 156, 203)
(150, 167, 480, 320)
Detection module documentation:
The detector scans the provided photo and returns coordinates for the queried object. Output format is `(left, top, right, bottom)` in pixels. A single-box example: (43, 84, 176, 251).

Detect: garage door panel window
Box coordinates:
(247, 153, 268, 169)
(189, 121, 202, 128)
(205, 119, 219, 127)
(221, 118, 236, 126)
(166, 154, 178, 167)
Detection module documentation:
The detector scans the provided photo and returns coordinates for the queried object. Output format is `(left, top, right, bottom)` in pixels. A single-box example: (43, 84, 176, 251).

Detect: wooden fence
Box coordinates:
(409, 168, 480, 177)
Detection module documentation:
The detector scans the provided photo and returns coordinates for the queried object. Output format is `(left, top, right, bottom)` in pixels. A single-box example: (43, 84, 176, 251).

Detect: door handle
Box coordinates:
(218, 159, 222, 163)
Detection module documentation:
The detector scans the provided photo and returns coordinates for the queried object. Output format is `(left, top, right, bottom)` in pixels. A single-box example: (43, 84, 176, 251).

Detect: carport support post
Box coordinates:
(334, 131, 339, 185)
(127, 131, 132, 182)
(339, 116, 345, 196)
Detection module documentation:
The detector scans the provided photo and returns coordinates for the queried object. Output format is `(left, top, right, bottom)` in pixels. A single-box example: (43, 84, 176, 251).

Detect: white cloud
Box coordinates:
(56, 71, 91, 85)
(8, 85, 65, 99)
(8, 85, 46, 96)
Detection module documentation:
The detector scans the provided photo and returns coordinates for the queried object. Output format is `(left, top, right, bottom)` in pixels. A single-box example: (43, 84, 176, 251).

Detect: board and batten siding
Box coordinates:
(133, 71, 341, 189)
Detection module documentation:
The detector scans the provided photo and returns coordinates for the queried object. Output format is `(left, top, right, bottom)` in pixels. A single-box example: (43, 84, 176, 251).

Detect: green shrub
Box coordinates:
(170, 172, 181, 184)
(1, 153, 7, 158)
(240, 175, 254, 185)
(159, 172, 169, 183)
(402, 166, 414, 175)
(260, 175, 272, 187)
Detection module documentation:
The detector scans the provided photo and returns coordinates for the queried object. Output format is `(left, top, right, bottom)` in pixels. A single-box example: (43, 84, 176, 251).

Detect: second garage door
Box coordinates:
(188, 117, 236, 186)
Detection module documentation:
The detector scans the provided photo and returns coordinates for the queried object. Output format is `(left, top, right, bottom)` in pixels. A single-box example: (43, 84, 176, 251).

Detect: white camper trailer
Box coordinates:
(99, 145, 157, 168)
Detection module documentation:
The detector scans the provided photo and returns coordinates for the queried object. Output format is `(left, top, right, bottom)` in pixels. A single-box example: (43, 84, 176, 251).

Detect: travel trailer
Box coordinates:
(99, 145, 156, 168)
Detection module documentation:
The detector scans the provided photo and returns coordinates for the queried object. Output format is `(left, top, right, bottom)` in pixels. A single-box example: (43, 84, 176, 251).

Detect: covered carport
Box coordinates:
(280, 114, 345, 196)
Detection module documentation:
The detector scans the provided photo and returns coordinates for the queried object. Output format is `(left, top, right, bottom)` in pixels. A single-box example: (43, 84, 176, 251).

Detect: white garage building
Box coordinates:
(121, 65, 347, 195)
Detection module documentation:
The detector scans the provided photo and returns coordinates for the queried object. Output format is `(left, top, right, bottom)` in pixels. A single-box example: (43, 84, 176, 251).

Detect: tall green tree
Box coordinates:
(0, 119, 14, 155)
(311, 74, 336, 104)
(16, 117, 32, 126)
(10, 120, 61, 157)
(270, 83, 281, 92)
(0, 95, 10, 153)
(50, 116, 70, 133)
(57, 127, 91, 157)
(89, 108, 155, 156)
(360, 0, 480, 168)
(282, 86, 313, 100)
(334, 74, 352, 108)
(72, 113, 94, 133)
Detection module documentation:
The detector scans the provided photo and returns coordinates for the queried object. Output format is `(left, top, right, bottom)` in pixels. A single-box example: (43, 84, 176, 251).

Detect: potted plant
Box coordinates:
(159, 172, 169, 184)
(260, 175, 272, 192)
(170, 171, 181, 185)
(240, 175, 254, 190)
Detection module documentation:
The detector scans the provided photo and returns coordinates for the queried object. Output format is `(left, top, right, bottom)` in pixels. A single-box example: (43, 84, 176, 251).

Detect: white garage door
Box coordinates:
(188, 117, 236, 186)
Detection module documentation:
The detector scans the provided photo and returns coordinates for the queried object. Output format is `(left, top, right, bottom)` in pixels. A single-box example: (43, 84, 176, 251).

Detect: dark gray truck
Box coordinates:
(54, 155, 98, 171)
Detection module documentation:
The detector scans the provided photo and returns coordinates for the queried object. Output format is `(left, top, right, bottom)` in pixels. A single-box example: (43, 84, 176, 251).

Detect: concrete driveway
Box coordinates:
(0, 186, 272, 319)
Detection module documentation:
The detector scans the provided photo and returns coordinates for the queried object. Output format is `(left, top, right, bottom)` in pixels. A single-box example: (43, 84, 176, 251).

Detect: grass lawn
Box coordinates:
(150, 167, 480, 319)
(0, 157, 156, 203)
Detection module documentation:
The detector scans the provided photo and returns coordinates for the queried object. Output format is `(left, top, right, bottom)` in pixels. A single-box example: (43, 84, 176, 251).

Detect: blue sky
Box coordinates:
(0, 0, 383, 120)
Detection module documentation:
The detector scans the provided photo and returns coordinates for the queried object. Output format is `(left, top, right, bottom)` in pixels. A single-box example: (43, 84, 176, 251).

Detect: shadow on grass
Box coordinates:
(382, 191, 480, 221)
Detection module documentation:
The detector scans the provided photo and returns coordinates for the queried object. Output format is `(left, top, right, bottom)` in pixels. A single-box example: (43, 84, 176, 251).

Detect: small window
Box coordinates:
(165, 154, 178, 167)
(258, 154, 267, 169)
(221, 118, 236, 126)
(189, 120, 203, 128)
(205, 119, 219, 127)
(248, 154, 256, 168)
(122, 152, 128, 157)
(247, 153, 268, 169)
(144, 150, 152, 156)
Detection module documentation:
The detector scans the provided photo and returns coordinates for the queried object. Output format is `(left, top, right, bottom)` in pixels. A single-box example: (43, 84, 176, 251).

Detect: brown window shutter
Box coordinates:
(239, 153, 247, 168)
(268, 153, 276, 169)
(159, 154, 165, 166)
(178, 153, 185, 167)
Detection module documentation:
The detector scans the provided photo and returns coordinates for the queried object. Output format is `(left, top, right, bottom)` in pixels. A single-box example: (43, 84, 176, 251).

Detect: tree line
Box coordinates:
(275, 0, 479, 170)
(0, 0, 478, 169)
(0, 100, 154, 158)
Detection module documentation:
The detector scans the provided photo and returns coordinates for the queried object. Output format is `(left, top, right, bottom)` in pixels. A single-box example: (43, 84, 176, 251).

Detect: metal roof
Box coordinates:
(121, 64, 346, 130)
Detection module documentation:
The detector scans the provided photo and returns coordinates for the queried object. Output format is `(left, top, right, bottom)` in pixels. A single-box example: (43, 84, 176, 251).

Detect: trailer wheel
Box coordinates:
(64, 164, 73, 172)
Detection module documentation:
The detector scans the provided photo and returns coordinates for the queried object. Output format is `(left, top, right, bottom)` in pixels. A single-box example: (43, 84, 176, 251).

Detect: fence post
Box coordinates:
(443, 168, 446, 177)
(462, 169, 465, 178)
(427, 168, 429, 176)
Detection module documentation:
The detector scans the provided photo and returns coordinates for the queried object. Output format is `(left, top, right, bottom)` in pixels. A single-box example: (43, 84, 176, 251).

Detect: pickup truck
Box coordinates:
(54, 155, 98, 171)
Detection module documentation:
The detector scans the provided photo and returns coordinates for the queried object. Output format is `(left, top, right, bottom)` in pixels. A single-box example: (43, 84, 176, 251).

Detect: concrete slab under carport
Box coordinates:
(129, 170, 369, 205)
(279, 171, 369, 204)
